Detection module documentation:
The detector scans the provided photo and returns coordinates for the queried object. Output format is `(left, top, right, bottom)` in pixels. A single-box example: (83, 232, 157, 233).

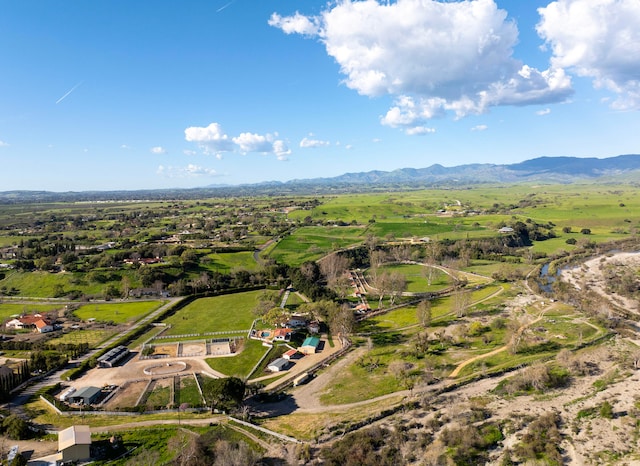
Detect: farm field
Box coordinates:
(73, 301, 165, 324)
(162, 291, 261, 335)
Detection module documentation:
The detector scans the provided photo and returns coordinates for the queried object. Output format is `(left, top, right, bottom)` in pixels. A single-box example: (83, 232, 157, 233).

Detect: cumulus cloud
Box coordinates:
(185, 122, 290, 160)
(537, 0, 640, 110)
(471, 125, 488, 131)
(150, 146, 166, 154)
(184, 122, 235, 155)
(271, 0, 573, 128)
(300, 136, 330, 148)
(157, 164, 218, 178)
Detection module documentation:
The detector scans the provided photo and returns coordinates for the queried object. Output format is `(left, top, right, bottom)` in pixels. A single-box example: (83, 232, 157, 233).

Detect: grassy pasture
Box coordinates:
(73, 301, 164, 324)
(203, 251, 258, 272)
(163, 290, 261, 335)
(206, 338, 268, 378)
(268, 226, 366, 265)
(373, 263, 451, 293)
(0, 303, 62, 322)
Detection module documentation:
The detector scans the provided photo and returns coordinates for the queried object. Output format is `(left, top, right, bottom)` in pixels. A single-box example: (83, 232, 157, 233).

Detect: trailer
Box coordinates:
(293, 372, 310, 387)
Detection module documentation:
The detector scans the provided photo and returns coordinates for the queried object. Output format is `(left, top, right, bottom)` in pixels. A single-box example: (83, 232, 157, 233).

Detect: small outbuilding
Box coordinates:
(267, 358, 289, 372)
(283, 349, 302, 360)
(59, 425, 92, 463)
(68, 386, 102, 405)
(300, 336, 320, 355)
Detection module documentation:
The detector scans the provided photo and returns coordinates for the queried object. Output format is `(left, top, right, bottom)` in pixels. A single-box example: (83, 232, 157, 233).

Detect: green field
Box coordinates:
(206, 338, 269, 378)
(373, 263, 452, 293)
(0, 303, 63, 322)
(73, 301, 165, 324)
(203, 251, 259, 273)
(268, 226, 366, 265)
(163, 291, 261, 335)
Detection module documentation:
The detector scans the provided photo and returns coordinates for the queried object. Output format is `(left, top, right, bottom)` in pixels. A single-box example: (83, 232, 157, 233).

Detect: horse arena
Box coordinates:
(69, 337, 241, 411)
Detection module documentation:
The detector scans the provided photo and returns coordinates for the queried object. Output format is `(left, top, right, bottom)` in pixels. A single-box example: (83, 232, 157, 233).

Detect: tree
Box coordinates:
(388, 271, 407, 306)
(252, 291, 279, 317)
(319, 253, 351, 286)
(452, 287, 471, 318)
(328, 303, 355, 341)
(201, 377, 246, 413)
(416, 300, 432, 328)
(2, 415, 30, 440)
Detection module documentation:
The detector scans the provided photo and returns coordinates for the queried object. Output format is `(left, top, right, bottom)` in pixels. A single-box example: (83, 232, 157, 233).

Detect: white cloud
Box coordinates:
(536, 108, 552, 116)
(0, 140, 9, 147)
(120, 144, 130, 150)
(271, 0, 573, 127)
(471, 125, 488, 131)
(157, 164, 218, 178)
(185, 122, 290, 160)
(183, 149, 197, 156)
(345, 144, 353, 150)
(300, 137, 330, 148)
(233, 132, 275, 153)
(151, 146, 166, 154)
(406, 126, 436, 136)
(185, 122, 234, 154)
(537, 0, 640, 110)
(268, 12, 320, 35)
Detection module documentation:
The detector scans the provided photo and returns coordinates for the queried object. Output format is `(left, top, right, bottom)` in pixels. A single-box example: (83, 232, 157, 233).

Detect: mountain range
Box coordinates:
(280, 154, 640, 186)
(1, 154, 639, 202)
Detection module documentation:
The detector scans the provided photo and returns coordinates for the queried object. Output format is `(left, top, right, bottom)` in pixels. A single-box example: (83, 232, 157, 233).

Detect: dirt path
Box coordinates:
(448, 307, 547, 378)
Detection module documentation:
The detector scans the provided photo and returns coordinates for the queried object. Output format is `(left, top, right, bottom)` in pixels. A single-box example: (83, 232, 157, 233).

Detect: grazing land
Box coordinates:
(1, 182, 640, 464)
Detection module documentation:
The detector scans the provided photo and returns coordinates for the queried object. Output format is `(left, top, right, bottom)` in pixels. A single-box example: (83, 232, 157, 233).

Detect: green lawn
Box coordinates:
(73, 301, 164, 324)
(205, 338, 269, 378)
(0, 303, 63, 322)
(163, 290, 261, 335)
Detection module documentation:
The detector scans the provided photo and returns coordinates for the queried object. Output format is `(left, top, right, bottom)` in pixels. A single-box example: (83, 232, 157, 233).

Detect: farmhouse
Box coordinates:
(58, 425, 92, 463)
(272, 328, 292, 342)
(267, 357, 289, 372)
(5, 313, 53, 332)
(286, 317, 308, 328)
(34, 319, 54, 333)
(97, 345, 130, 368)
(68, 386, 102, 405)
(300, 336, 320, 355)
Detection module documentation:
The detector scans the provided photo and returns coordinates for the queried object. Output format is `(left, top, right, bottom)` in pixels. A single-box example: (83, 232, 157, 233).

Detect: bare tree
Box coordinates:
(328, 303, 355, 341)
(452, 287, 471, 318)
(388, 271, 407, 306)
(416, 300, 432, 328)
(319, 253, 351, 286)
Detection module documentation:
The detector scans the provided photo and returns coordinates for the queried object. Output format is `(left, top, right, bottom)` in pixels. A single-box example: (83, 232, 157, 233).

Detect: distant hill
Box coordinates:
(283, 154, 640, 186)
(1, 154, 639, 203)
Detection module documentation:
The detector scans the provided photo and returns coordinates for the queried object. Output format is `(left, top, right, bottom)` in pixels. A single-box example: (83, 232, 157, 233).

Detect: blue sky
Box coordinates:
(1, 0, 639, 191)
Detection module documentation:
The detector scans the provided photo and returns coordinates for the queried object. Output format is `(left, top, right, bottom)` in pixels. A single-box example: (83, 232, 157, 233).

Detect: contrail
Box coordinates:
(56, 81, 83, 104)
(217, 0, 236, 12)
